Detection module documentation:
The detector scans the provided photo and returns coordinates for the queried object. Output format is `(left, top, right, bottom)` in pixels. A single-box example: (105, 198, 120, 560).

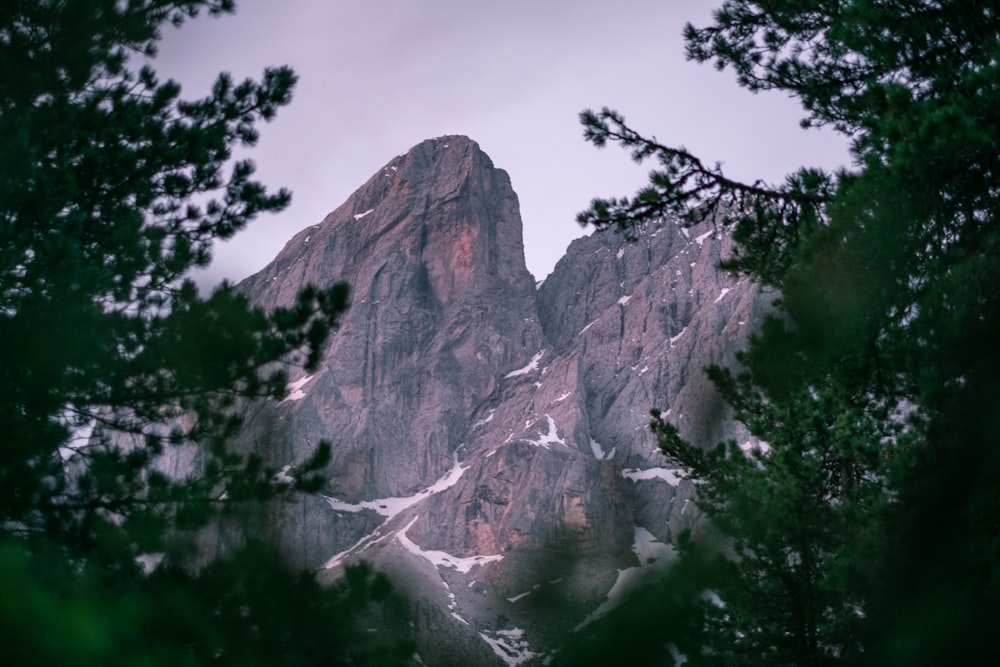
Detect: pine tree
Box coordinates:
(0, 2, 412, 663)
(576, 1, 1000, 663)
(0, 0, 338, 551)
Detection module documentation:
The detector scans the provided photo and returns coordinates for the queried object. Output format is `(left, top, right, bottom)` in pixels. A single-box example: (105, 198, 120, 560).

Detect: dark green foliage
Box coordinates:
(652, 369, 896, 666)
(141, 547, 412, 667)
(0, 0, 347, 551)
(577, 107, 832, 286)
(0, 538, 412, 666)
(578, 1, 1000, 664)
(552, 553, 709, 667)
(0, 2, 413, 665)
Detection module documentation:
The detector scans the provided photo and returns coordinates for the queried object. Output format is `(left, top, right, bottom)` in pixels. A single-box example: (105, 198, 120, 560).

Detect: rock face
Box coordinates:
(231, 136, 768, 664)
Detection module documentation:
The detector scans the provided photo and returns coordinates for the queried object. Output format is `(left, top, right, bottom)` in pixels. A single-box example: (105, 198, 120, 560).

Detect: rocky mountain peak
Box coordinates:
(233, 137, 544, 553)
(241, 135, 533, 314)
(223, 137, 768, 664)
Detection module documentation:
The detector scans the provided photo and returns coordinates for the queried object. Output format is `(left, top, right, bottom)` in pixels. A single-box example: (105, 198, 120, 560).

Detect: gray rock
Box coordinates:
(221, 136, 769, 663)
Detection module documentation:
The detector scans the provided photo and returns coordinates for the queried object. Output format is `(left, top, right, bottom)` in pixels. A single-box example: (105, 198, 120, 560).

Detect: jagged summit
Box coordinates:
(222, 137, 766, 664)
(240, 135, 531, 312)
(232, 135, 544, 566)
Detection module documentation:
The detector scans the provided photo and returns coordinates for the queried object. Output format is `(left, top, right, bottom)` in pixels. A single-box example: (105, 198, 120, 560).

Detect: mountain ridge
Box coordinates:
(225, 135, 766, 664)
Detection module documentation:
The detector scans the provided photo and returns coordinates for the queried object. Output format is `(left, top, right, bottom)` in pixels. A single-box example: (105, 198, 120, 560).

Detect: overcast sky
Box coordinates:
(154, 0, 850, 289)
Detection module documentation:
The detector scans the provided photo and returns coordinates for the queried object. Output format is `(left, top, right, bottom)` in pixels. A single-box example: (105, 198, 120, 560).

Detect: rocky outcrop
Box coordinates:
(227, 136, 769, 664)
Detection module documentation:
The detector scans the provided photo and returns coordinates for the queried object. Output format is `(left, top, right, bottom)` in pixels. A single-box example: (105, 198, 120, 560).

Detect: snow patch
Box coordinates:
(479, 628, 540, 667)
(525, 415, 567, 449)
(282, 374, 314, 403)
(617, 294, 632, 306)
(135, 552, 164, 574)
(621, 467, 684, 486)
(398, 516, 503, 574)
(739, 438, 772, 455)
(578, 319, 599, 335)
(701, 589, 725, 608)
(353, 208, 374, 220)
(616, 247, 625, 259)
(669, 328, 687, 346)
(322, 453, 467, 519)
(589, 438, 609, 460)
(694, 229, 713, 246)
(274, 464, 295, 484)
(553, 391, 572, 403)
(322, 527, 392, 570)
(504, 350, 544, 379)
(714, 287, 731, 303)
(575, 527, 677, 630)
(473, 409, 495, 429)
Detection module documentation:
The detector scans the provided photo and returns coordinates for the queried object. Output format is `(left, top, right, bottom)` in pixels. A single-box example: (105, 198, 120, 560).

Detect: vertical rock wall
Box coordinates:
(227, 136, 769, 664)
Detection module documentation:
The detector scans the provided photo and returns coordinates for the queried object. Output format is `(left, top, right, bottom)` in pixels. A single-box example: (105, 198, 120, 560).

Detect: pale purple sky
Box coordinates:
(154, 0, 849, 289)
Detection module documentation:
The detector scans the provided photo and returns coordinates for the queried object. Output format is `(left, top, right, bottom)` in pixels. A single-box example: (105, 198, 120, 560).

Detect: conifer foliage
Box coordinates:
(574, 1, 1000, 664)
(0, 2, 409, 664)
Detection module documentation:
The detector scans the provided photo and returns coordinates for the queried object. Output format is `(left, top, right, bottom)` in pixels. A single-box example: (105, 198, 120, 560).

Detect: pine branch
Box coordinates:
(576, 107, 831, 235)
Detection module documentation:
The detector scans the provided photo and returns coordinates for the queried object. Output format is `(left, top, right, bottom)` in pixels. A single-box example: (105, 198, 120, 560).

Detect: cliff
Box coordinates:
(228, 136, 768, 664)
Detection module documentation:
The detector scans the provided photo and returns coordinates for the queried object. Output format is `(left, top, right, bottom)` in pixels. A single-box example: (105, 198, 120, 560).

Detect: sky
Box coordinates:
(153, 0, 850, 289)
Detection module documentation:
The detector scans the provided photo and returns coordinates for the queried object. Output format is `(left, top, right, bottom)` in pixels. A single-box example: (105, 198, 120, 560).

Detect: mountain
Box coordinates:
(228, 135, 767, 664)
